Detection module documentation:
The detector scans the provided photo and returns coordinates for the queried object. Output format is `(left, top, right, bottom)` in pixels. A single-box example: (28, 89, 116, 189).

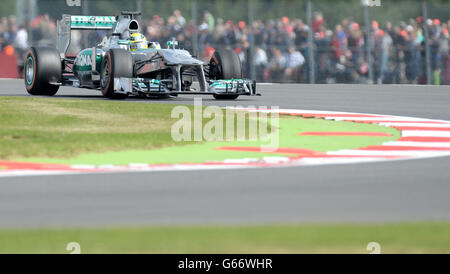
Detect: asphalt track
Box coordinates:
(1, 79, 450, 227)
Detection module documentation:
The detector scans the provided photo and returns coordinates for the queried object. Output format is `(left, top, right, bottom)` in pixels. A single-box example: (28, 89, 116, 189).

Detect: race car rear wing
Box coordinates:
(69, 15, 117, 30)
(57, 15, 117, 57)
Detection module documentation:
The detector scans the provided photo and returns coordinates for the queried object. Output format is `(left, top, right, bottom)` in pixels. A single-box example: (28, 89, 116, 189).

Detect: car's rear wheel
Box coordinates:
(24, 47, 61, 96)
(209, 49, 242, 100)
(100, 49, 133, 99)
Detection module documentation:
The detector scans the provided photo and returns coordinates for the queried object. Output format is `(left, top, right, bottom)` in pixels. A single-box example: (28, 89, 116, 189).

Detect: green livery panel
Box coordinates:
(73, 48, 104, 85)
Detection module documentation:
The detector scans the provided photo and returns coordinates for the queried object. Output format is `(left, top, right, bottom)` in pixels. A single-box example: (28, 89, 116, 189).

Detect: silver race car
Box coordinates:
(24, 11, 257, 100)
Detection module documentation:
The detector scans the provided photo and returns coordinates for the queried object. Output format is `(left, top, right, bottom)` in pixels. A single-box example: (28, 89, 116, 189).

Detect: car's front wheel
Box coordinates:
(100, 49, 133, 99)
(209, 49, 242, 100)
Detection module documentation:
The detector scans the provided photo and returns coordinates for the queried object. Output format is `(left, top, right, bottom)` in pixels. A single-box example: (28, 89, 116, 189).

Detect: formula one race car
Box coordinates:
(24, 11, 257, 100)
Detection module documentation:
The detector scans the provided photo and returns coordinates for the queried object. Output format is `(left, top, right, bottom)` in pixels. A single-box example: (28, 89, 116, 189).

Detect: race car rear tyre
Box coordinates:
(209, 49, 242, 100)
(209, 49, 243, 80)
(100, 49, 133, 99)
(24, 47, 61, 96)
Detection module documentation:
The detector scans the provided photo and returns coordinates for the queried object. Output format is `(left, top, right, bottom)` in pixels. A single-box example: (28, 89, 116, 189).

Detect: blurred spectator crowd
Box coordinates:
(1, 10, 449, 84)
(0, 14, 56, 72)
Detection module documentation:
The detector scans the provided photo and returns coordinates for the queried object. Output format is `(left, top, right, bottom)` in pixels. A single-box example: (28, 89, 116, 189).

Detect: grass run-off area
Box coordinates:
(0, 97, 400, 165)
(0, 223, 449, 254)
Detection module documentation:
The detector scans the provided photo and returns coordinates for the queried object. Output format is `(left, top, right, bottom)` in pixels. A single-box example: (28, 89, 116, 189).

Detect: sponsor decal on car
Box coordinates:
(70, 16, 117, 28)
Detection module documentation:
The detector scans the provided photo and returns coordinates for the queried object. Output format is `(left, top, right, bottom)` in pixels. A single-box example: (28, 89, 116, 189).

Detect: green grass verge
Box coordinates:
(0, 97, 400, 165)
(1, 223, 449, 254)
(0, 97, 183, 159)
(0, 96, 260, 159)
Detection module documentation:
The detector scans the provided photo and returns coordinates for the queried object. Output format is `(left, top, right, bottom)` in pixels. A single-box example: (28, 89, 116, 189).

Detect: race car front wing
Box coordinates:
(115, 78, 258, 97)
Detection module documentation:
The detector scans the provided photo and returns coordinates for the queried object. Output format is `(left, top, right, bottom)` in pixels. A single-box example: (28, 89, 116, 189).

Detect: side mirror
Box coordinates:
(118, 40, 131, 45)
(167, 40, 179, 49)
(117, 40, 130, 50)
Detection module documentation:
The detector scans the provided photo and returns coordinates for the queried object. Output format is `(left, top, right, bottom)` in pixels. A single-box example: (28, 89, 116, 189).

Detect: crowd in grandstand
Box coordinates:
(1, 10, 449, 84)
(0, 14, 56, 73)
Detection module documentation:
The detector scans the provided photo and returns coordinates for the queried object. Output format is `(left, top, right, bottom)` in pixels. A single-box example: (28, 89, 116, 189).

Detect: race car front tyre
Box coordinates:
(209, 49, 243, 80)
(100, 49, 133, 99)
(24, 47, 61, 96)
(209, 49, 242, 100)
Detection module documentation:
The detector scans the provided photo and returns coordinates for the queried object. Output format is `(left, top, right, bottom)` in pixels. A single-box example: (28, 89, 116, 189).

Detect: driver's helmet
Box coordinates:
(130, 33, 148, 51)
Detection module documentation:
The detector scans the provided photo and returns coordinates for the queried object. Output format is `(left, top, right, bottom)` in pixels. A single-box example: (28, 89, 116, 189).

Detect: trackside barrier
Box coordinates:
(0, 52, 19, 78)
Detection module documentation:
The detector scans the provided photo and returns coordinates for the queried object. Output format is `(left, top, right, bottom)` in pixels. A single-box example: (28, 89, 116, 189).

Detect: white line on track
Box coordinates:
(325, 117, 439, 122)
(379, 123, 450, 127)
(327, 149, 450, 157)
(383, 141, 450, 147)
(402, 131, 450, 137)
